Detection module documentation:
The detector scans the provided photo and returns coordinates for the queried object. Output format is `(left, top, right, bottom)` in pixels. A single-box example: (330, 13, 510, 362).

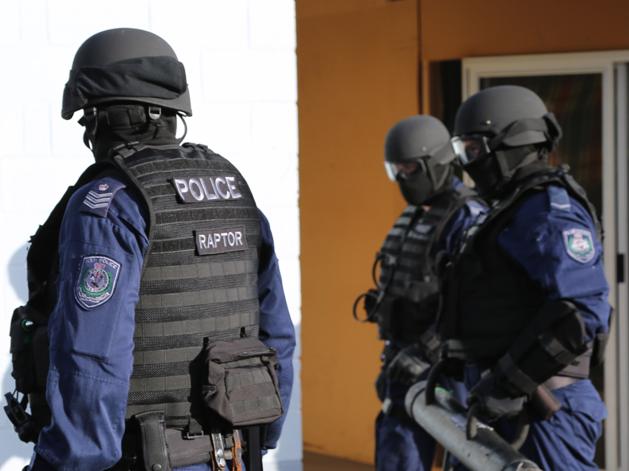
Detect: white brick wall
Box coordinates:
(0, 1, 301, 470)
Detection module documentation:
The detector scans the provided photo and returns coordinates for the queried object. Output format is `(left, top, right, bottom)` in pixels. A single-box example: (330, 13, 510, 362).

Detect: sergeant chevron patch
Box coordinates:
(81, 179, 126, 217)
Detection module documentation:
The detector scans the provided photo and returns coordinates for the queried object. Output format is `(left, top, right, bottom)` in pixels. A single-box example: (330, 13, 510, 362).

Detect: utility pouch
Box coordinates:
(135, 411, 172, 471)
(591, 332, 609, 369)
(203, 337, 283, 427)
(6, 306, 50, 443)
(165, 429, 212, 468)
(9, 306, 41, 394)
(592, 307, 613, 368)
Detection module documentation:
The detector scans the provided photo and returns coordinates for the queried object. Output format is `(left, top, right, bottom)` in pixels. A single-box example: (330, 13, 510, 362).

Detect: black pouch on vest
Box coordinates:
(591, 307, 614, 368)
(135, 411, 171, 471)
(202, 337, 283, 427)
(9, 306, 48, 394)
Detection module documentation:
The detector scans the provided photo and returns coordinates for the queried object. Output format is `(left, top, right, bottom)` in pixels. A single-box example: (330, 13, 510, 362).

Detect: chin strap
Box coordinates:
(176, 113, 188, 144)
(78, 106, 98, 150)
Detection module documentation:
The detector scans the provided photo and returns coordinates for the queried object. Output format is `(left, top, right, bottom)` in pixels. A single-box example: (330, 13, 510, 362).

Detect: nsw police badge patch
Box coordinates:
(563, 228, 595, 263)
(75, 256, 121, 309)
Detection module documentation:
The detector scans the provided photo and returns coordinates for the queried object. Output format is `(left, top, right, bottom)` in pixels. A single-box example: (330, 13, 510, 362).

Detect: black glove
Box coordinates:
(468, 372, 526, 423)
(386, 345, 430, 385)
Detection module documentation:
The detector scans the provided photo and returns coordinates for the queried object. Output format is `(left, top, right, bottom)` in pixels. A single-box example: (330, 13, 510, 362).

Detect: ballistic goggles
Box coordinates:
(450, 135, 492, 166)
(385, 142, 456, 181)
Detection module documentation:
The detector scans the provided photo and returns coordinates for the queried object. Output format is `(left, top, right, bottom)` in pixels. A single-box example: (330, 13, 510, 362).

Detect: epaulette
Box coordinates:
(547, 185, 571, 212)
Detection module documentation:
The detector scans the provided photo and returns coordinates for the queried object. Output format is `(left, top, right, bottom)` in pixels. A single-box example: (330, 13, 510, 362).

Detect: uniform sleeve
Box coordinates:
(33, 179, 148, 471)
(256, 209, 296, 450)
(496, 187, 610, 342)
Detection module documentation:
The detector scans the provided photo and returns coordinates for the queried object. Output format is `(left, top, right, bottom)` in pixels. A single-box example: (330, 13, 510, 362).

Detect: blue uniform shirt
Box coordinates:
(496, 184, 610, 342)
(31, 175, 295, 471)
(455, 184, 609, 470)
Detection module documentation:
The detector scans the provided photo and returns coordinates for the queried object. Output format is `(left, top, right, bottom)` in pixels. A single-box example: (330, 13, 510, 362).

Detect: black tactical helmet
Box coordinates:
(451, 86, 562, 196)
(385, 115, 451, 165)
(453, 85, 559, 147)
(62, 28, 192, 120)
(384, 115, 455, 206)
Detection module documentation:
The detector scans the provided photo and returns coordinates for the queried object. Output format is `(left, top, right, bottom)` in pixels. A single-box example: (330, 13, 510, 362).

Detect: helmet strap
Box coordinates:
(78, 107, 98, 150)
(176, 113, 188, 144)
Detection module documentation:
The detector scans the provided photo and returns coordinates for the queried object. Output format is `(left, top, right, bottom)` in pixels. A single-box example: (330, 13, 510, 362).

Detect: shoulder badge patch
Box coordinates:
(75, 256, 121, 309)
(563, 228, 595, 263)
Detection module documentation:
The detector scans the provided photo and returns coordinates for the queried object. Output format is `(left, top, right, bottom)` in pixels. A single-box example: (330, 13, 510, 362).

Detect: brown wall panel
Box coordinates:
(421, 0, 629, 60)
(297, 0, 420, 463)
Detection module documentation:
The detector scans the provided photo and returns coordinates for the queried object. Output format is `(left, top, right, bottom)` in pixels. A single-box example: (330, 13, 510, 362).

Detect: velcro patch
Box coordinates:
(563, 228, 595, 263)
(413, 223, 435, 235)
(75, 256, 121, 309)
(172, 175, 242, 203)
(194, 226, 248, 255)
(81, 180, 126, 217)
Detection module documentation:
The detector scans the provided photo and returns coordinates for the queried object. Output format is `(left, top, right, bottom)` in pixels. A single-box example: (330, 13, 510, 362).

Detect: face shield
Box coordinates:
(384, 159, 427, 182)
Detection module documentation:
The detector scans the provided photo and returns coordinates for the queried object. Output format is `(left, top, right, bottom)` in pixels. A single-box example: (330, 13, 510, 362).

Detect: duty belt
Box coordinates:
(110, 412, 244, 471)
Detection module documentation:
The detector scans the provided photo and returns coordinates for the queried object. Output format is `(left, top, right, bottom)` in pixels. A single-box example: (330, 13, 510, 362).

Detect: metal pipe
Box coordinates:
(405, 381, 541, 471)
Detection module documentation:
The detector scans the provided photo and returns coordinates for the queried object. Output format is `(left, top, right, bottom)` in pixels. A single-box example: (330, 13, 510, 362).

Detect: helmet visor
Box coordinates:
(384, 160, 426, 181)
(451, 135, 491, 165)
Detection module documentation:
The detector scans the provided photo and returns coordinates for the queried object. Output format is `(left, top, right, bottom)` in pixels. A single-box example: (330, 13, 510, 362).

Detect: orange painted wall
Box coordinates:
(298, 0, 629, 464)
(297, 0, 419, 463)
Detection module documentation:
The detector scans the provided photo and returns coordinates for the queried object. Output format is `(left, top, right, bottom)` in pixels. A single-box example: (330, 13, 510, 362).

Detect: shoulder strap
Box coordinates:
(559, 170, 602, 239)
(430, 187, 481, 258)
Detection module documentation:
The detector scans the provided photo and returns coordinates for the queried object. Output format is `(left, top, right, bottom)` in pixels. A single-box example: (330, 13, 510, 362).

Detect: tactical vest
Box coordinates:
(112, 144, 264, 428)
(7, 143, 282, 446)
(439, 167, 601, 363)
(372, 186, 476, 344)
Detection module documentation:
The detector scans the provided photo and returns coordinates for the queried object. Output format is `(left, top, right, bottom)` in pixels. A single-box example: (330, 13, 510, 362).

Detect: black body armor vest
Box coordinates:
(372, 186, 476, 344)
(440, 166, 601, 362)
(113, 144, 262, 427)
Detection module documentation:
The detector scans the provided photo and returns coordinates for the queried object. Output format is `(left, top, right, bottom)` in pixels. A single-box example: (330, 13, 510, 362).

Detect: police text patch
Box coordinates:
(75, 256, 121, 309)
(194, 227, 248, 255)
(172, 176, 242, 203)
(563, 228, 595, 263)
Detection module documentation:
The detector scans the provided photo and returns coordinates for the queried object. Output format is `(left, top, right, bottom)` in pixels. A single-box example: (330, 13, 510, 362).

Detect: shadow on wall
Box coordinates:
(1, 245, 33, 469)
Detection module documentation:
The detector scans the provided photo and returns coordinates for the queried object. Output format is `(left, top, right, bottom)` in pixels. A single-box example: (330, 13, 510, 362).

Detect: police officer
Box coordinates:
(442, 85, 610, 469)
(8, 28, 296, 471)
(355, 115, 485, 471)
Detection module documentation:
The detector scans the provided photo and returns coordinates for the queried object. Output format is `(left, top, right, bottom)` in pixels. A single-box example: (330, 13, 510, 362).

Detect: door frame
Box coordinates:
(462, 50, 629, 471)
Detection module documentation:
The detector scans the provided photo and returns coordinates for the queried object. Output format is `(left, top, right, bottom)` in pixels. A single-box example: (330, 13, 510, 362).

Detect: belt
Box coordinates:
(111, 427, 236, 471)
(543, 375, 580, 391)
